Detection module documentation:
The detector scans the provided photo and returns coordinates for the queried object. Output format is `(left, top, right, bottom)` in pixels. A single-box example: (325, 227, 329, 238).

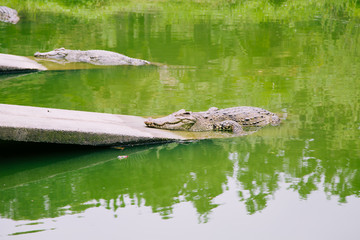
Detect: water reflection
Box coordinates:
(1, 7, 360, 238)
(1, 121, 359, 223)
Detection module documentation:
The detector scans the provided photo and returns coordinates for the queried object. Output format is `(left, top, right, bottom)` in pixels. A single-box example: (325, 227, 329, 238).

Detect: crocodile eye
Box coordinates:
(183, 112, 191, 115)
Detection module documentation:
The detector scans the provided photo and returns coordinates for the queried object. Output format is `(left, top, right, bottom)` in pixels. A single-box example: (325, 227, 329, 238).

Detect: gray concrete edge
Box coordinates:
(0, 126, 178, 146)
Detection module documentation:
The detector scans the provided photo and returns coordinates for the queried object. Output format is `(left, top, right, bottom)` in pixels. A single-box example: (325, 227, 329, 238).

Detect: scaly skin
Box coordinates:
(0, 6, 19, 24)
(34, 48, 150, 66)
(144, 106, 281, 133)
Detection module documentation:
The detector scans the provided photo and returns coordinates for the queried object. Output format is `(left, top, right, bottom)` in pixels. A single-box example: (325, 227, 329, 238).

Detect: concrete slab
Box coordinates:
(0, 104, 186, 146)
(0, 54, 47, 73)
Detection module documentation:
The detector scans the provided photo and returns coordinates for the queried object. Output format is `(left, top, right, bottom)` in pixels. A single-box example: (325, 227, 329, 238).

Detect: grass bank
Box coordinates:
(1, 0, 360, 22)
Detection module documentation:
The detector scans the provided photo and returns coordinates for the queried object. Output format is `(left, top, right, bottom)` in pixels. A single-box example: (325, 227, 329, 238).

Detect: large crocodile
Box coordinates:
(144, 106, 281, 133)
(0, 6, 20, 24)
(34, 48, 150, 66)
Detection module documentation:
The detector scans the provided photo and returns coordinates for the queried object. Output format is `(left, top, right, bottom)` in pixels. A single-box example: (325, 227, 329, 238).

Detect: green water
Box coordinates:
(1, 6, 360, 240)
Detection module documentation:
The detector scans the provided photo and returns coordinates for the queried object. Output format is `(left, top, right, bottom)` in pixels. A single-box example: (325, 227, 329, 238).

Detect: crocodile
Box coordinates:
(144, 106, 280, 133)
(0, 6, 20, 24)
(34, 48, 150, 66)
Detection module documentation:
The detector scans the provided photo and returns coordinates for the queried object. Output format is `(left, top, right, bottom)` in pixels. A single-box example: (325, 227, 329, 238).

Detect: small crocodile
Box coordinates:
(144, 106, 281, 133)
(0, 6, 19, 24)
(34, 48, 150, 66)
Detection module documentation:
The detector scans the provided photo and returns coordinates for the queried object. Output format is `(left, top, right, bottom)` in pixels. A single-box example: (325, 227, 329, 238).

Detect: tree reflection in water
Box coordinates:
(0, 122, 358, 222)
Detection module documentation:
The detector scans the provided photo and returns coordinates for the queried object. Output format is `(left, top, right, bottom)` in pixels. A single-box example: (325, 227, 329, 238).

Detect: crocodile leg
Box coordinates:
(213, 120, 243, 133)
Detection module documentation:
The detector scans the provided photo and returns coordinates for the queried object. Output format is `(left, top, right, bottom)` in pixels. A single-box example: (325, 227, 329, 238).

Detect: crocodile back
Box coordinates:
(213, 106, 280, 127)
(0, 6, 19, 24)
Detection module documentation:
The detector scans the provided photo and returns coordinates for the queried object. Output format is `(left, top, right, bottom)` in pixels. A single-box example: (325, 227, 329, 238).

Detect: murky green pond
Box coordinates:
(1, 5, 360, 240)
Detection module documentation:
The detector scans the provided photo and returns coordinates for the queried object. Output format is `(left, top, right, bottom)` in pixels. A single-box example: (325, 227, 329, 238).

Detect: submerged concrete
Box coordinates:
(0, 104, 186, 146)
(0, 54, 47, 73)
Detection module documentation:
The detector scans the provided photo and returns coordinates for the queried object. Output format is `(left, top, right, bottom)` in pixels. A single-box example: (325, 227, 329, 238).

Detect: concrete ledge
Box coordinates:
(0, 104, 185, 146)
(0, 54, 47, 73)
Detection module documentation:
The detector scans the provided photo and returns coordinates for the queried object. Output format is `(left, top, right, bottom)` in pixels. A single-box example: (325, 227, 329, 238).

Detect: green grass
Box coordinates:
(1, 0, 360, 22)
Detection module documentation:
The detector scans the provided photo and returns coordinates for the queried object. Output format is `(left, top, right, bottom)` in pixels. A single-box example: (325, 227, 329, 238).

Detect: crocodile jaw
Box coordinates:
(144, 109, 196, 130)
(34, 48, 67, 59)
(144, 117, 196, 130)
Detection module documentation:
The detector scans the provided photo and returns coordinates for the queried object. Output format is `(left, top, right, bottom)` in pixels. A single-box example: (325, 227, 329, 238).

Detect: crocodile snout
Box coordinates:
(144, 118, 154, 127)
(34, 52, 51, 58)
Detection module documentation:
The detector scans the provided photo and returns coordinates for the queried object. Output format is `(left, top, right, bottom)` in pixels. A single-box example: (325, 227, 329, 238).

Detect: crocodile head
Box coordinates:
(144, 109, 197, 130)
(34, 48, 68, 59)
